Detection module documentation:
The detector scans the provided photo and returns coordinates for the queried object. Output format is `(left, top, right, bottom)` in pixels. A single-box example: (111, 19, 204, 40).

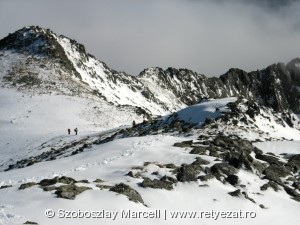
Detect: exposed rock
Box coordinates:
(173, 140, 193, 148)
(286, 154, 300, 172)
(0, 185, 12, 189)
(260, 181, 280, 192)
(251, 160, 267, 174)
(39, 176, 77, 186)
(140, 177, 174, 190)
(109, 183, 144, 204)
(55, 184, 91, 200)
(259, 204, 266, 209)
(43, 186, 57, 192)
(198, 174, 215, 181)
(256, 154, 284, 166)
(23, 221, 38, 224)
(190, 146, 208, 155)
(242, 191, 256, 203)
(96, 184, 112, 189)
(226, 174, 239, 186)
(39, 178, 58, 186)
(263, 165, 291, 182)
(283, 186, 300, 202)
(228, 189, 241, 197)
(192, 157, 210, 166)
(78, 179, 89, 183)
(58, 176, 77, 184)
(177, 163, 201, 182)
(19, 182, 37, 190)
(211, 163, 238, 176)
(164, 163, 177, 169)
(94, 179, 104, 183)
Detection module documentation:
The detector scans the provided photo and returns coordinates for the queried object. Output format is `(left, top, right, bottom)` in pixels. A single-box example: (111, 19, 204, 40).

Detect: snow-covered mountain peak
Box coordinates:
(0, 26, 59, 56)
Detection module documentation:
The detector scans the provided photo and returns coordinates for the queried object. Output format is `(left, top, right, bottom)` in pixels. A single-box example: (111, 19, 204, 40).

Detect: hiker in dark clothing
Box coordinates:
(68, 128, 71, 135)
(74, 127, 78, 135)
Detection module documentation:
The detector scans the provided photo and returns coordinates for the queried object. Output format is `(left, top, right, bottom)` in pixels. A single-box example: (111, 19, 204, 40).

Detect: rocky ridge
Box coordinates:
(0, 26, 299, 116)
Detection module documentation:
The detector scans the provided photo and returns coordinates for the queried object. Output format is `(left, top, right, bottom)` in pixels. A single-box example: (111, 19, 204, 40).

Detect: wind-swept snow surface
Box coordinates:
(0, 134, 299, 225)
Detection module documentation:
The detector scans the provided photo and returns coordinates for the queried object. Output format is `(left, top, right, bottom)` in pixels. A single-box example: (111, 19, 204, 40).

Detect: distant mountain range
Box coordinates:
(0, 26, 299, 117)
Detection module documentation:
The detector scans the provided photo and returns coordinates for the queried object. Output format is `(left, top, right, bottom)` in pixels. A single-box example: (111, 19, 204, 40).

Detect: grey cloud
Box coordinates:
(0, 0, 300, 76)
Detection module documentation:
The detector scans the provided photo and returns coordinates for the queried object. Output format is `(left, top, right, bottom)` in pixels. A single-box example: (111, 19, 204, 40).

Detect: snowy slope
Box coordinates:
(0, 87, 144, 171)
(0, 134, 299, 225)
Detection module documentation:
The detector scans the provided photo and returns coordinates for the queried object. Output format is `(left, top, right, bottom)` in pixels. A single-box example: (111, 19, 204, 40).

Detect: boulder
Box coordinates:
(228, 189, 241, 197)
(55, 184, 91, 200)
(256, 154, 284, 166)
(140, 177, 173, 190)
(211, 163, 238, 176)
(109, 183, 144, 204)
(226, 174, 239, 186)
(177, 164, 201, 182)
(190, 146, 208, 155)
(19, 182, 37, 190)
(263, 165, 291, 182)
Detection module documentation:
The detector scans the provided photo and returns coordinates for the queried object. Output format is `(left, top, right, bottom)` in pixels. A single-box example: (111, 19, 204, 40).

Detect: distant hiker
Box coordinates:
(74, 127, 78, 135)
(67, 128, 71, 135)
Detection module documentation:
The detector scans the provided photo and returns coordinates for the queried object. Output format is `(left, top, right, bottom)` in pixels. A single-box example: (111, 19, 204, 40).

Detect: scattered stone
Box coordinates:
(78, 180, 89, 183)
(226, 174, 239, 186)
(126, 171, 135, 178)
(96, 184, 112, 189)
(94, 179, 104, 183)
(140, 177, 173, 190)
(283, 186, 300, 201)
(242, 191, 256, 203)
(55, 184, 91, 200)
(43, 186, 57, 192)
(190, 146, 207, 155)
(192, 157, 210, 166)
(177, 164, 201, 182)
(57, 176, 77, 184)
(286, 154, 300, 172)
(23, 221, 38, 224)
(109, 183, 144, 204)
(228, 189, 241, 197)
(259, 204, 266, 209)
(211, 163, 238, 176)
(256, 154, 284, 166)
(251, 160, 267, 174)
(0, 185, 12, 189)
(19, 182, 37, 190)
(173, 140, 193, 148)
(260, 181, 280, 192)
(39, 178, 57, 186)
(164, 163, 177, 169)
(253, 147, 263, 155)
(263, 165, 291, 182)
(160, 175, 177, 184)
(292, 181, 300, 190)
(198, 174, 215, 181)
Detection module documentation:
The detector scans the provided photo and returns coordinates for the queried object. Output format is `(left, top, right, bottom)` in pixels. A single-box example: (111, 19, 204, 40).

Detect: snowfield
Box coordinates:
(0, 95, 299, 225)
(0, 135, 299, 225)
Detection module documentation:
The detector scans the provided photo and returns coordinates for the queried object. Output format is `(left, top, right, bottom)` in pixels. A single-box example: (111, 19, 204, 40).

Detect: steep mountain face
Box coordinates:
(0, 26, 299, 116)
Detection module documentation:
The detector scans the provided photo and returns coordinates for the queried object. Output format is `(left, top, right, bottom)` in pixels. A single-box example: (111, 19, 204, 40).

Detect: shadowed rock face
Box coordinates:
(139, 63, 300, 113)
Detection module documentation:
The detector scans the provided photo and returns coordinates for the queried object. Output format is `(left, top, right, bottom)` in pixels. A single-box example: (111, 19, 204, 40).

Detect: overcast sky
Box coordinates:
(0, 0, 300, 76)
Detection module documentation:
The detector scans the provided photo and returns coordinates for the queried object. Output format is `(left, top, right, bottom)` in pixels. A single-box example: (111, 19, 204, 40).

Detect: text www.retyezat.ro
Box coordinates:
(168, 210, 256, 220)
